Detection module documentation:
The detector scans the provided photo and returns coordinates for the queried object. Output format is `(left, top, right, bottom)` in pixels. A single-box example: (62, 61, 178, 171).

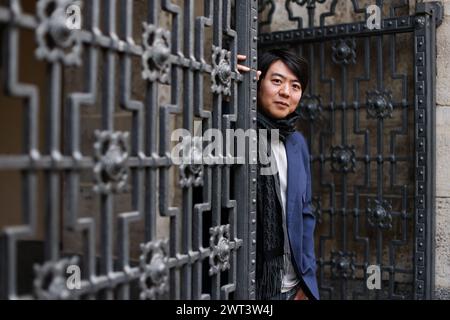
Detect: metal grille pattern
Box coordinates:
(259, 0, 417, 30)
(0, 0, 258, 300)
(259, 0, 440, 299)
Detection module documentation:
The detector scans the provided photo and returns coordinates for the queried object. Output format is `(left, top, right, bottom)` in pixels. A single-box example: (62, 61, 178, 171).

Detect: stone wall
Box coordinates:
(428, 0, 450, 300)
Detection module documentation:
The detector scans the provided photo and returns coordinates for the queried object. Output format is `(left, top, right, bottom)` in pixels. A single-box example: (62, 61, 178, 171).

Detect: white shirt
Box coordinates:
(270, 139, 300, 293)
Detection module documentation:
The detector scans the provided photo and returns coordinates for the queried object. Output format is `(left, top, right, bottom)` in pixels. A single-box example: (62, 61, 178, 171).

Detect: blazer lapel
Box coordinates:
(285, 134, 301, 220)
(285, 133, 306, 275)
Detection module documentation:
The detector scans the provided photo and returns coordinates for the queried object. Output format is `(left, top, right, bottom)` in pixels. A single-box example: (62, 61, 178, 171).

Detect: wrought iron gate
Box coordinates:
(0, 0, 258, 300)
(259, 0, 441, 299)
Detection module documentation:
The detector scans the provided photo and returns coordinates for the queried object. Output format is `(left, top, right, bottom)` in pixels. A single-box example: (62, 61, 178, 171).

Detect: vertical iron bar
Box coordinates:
(235, 0, 258, 300)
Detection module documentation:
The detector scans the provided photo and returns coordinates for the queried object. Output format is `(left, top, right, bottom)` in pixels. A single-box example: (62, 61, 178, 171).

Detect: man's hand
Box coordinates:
(294, 287, 309, 301)
(237, 55, 262, 80)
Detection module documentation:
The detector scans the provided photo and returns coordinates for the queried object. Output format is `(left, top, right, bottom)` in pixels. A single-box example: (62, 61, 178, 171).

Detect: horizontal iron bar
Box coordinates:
(259, 16, 415, 46)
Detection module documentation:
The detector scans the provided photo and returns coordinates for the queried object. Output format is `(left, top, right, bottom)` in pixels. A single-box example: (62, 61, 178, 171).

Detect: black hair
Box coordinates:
(257, 49, 309, 93)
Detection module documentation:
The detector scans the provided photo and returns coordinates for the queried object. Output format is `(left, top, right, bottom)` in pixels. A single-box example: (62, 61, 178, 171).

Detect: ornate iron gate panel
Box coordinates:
(0, 0, 258, 300)
(259, 0, 440, 300)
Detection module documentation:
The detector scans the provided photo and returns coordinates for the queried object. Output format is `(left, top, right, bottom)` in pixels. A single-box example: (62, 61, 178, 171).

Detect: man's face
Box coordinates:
(258, 60, 303, 119)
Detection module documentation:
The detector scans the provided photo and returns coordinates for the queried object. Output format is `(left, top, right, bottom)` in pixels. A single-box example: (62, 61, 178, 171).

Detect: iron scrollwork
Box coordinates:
(93, 131, 130, 194)
(211, 46, 232, 97)
(139, 240, 169, 300)
(209, 225, 231, 276)
(33, 257, 80, 300)
(297, 94, 323, 121)
(35, 0, 82, 65)
(179, 136, 204, 189)
(366, 90, 394, 119)
(330, 251, 356, 280)
(142, 23, 171, 84)
(332, 38, 356, 65)
(330, 145, 356, 174)
(367, 199, 393, 230)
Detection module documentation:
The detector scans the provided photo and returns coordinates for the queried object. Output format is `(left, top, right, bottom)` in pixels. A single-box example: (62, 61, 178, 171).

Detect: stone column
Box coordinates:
(428, 0, 450, 300)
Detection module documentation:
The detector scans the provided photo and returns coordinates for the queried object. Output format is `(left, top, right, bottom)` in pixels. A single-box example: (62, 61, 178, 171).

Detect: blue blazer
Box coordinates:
(283, 132, 319, 300)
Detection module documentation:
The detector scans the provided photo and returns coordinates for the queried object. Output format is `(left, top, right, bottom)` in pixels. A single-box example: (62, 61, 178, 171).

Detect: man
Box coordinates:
(238, 49, 319, 300)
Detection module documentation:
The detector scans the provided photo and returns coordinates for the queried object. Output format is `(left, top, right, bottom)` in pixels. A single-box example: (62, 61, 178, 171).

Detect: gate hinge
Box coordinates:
(416, 1, 444, 27)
